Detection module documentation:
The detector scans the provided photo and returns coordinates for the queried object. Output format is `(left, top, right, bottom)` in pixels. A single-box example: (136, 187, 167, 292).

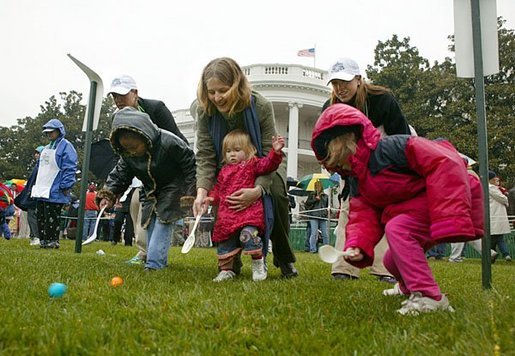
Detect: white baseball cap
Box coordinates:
(327, 58, 361, 84)
(108, 75, 138, 95)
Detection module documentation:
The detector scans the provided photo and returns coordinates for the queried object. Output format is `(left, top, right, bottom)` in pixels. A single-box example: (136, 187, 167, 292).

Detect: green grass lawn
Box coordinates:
(0, 238, 513, 355)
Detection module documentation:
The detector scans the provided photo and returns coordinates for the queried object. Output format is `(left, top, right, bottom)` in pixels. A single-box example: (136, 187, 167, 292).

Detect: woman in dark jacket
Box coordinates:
(98, 107, 196, 271)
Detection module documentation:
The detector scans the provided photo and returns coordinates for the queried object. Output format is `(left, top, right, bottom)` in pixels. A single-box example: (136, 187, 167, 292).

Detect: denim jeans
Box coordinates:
(83, 210, 98, 240)
(146, 217, 173, 270)
(491, 234, 511, 257)
(309, 218, 329, 252)
(426, 243, 446, 259)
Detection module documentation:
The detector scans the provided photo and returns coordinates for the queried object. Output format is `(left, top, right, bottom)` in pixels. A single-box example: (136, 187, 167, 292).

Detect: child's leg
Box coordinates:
(145, 217, 172, 270)
(384, 214, 441, 300)
(216, 236, 243, 271)
(239, 226, 267, 281)
(240, 226, 263, 257)
(383, 250, 409, 295)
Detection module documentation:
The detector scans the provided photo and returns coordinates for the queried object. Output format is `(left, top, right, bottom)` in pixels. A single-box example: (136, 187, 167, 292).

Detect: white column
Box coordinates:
(287, 102, 302, 180)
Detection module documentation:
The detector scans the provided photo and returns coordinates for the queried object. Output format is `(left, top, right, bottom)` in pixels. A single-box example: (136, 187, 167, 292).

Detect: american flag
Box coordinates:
(297, 48, 315, 57)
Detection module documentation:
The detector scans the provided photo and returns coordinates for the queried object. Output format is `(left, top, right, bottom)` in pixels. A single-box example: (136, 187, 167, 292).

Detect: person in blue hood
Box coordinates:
(31, 119, 78, 249)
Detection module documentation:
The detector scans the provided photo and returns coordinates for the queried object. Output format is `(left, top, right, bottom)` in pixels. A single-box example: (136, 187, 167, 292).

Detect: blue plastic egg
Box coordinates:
(48, 282, 67, 298)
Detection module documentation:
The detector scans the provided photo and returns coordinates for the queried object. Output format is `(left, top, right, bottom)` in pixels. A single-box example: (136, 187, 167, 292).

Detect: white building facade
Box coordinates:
(173, 63, 331, 181)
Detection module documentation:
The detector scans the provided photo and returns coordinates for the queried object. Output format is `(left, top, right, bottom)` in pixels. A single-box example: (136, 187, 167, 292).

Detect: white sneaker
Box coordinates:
(30, 238, 40, 246)
(397, 292, 455, 316)
(383, 282, 405, 296)
(251, 258, 267, 282)
(212, 270, 236, 282)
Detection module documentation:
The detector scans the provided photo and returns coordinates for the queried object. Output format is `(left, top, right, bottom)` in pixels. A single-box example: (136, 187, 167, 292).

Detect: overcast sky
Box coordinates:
(1, 0, 514, 127)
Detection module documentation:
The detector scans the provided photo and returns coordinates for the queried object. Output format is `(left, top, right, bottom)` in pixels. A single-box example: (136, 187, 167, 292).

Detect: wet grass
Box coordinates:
(0, 238, 513, 355)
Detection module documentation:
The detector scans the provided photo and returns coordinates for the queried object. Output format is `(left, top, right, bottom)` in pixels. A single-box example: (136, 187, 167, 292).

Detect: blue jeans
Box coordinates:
(309, 218, 329, 252)
(426, 243, 446, 259)
(491, 234, 510, 257)
(83, 210, 98, 240)
(146, 217, 173, 270)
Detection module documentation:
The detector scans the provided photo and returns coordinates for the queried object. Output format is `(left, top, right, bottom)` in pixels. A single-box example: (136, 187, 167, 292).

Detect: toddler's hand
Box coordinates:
(344, 247, 363, 262)
(272, 135, 285, 153)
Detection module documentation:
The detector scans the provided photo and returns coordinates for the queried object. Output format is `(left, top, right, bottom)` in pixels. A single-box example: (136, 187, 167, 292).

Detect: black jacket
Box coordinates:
(107, 108, 196, 227)
(138, 97, 189, 144)
(304, 191, 328, 218)
(322, 92, 410, 136)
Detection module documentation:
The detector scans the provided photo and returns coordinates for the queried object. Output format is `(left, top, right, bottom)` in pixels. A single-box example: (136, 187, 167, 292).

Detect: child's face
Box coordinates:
(119, 136, 147, 157)
(225, 145, 247, 164)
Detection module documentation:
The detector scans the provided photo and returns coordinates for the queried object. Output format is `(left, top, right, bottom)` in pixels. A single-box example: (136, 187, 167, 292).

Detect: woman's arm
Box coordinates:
(254, 94, 277, 192)
(59, 141, 78, 190)
(195, 110, 218, 192)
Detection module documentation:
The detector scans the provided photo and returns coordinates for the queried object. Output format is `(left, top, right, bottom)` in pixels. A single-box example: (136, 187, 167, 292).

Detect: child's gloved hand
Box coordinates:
(344, 247, 363, 262)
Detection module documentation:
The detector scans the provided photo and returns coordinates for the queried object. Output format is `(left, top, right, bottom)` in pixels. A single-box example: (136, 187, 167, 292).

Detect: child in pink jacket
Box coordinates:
(311, 104, 484, 315)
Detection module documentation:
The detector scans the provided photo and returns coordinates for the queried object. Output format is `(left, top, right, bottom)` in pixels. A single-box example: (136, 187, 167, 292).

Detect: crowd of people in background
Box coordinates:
(2, 56, 513, 316)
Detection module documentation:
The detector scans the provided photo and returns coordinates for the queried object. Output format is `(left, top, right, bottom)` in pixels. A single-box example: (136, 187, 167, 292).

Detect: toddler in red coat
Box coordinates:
(204, 130, 284, 282)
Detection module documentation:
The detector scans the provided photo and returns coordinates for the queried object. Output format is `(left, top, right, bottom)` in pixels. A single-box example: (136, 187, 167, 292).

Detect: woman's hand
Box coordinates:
(226, 186, 262, 211)
(193, 188, 208, 217)
(344, 247, 364, 262)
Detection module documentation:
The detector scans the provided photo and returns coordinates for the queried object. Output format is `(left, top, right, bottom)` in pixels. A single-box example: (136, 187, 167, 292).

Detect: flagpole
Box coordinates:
(313, 43, 316, 69)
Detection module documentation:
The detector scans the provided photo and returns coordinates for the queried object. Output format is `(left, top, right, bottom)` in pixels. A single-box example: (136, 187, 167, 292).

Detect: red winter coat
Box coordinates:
(209, 150, 282, 242)
(311, 104, 484, 268)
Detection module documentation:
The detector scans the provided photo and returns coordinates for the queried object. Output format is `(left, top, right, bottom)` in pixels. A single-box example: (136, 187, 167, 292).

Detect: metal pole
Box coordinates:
(470, 0, 492, 289)
(74, 81, 97, 253)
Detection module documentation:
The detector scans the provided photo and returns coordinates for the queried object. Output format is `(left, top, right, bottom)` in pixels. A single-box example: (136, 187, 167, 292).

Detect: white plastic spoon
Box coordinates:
(318, 245, 353, 264)
(82, 206, 107, 246)
(181, 214, 202, 254)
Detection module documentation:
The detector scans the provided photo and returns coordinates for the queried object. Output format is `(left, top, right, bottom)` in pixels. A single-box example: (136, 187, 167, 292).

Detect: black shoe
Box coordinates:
(46, 241, 60, 249)
(377, 276, 397, 284)
(279, 262, 298, 279)
(39, 240, 48, 248)
(332, 273, 358, 280)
